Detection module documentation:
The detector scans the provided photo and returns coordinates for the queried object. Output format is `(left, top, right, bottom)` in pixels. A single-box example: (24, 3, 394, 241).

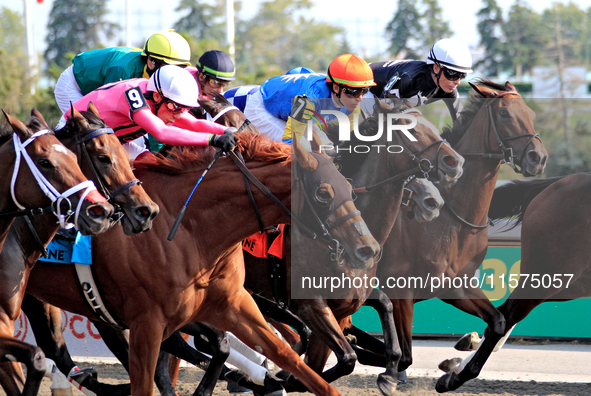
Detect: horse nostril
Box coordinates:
(88, 205, 106, 219)
(527, 151, 540, 164)
(135, 206, 152, 221)
(443, 155, 457, 167)
(425, 198, 439, 209)
(356, 246, 375, 261)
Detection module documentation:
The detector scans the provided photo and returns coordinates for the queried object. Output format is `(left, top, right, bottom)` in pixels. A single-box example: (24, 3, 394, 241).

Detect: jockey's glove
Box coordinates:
(209, 128, 238, 152)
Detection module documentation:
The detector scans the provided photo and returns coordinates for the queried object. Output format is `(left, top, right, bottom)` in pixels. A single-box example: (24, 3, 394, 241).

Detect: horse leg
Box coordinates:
(207, 290, 340, 396)
(356, 289, 400, 395)
(390, 298, 414, 374)
(294, 300, 357, 384)
(175, 323, 229, 396)
(167, 332, 190, 387)
(435, 297, 544, 393)
(252, 294, 310, 354)
(0, 336, 46, 396)
(127, 316, 167, 396)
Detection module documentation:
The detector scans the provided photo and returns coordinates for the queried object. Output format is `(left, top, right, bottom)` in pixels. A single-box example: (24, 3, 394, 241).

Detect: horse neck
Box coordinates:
(138, 156, 292, 261)
(348, 149, 405, 245)
(1, 215, 59, 267)
(443, 106, 503, 226)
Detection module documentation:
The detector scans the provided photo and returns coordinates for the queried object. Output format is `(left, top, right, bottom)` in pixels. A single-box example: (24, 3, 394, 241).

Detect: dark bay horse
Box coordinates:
(436, 174, 591, 391)
(0, 108, 119, 396)
(24, 132, 377, 396)
(365, 80, 548, 391)
(242, 100, 464, 395)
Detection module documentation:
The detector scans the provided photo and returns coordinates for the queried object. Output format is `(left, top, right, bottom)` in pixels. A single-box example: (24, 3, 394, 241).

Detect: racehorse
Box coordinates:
(24, 131, 378, 396)
(0, 108, 118, 396)
(435, 173, 591, 391)
(361, 79, 548, 390)
(241, 99, 464, 395)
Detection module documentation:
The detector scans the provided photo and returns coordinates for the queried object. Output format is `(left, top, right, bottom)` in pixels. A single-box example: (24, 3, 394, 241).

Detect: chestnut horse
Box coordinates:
(242, 99, 464, 395)
(0, 109, 117, 396)
(356, 80, 548, 390)
(436, 174, 591, 391)
(24, 132, 379, 396)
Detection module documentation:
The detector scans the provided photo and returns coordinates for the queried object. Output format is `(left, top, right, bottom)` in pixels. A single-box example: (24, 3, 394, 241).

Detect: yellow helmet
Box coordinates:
(142, 30, 191, 66)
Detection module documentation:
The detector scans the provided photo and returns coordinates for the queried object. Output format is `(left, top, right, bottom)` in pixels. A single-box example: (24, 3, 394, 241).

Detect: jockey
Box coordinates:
(243, 54, 375, 143)
(223, 67, 314, 114)
(362, 38, 472, 122)
(58, 65, 237, 160)
(54, 30, 192, 114)
(187, 50, 236, 120)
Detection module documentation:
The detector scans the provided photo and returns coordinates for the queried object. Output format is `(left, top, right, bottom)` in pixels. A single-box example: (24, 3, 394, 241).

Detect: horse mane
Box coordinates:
(441, 78, 516, 146)
(55, 110, 106, 139)
(134, 131, 291, 174)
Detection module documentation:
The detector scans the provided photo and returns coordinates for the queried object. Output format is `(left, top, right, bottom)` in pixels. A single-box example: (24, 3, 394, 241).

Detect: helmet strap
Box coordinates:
(432, 64, 443, 89)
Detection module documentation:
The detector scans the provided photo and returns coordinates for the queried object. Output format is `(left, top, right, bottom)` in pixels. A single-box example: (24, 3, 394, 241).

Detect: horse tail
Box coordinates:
(489, 177, 565, 226)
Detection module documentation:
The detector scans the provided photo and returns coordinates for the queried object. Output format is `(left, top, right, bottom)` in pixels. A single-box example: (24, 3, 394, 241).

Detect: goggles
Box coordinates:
(341, 86, 370, 98)
(206, 77, 230, 89)
(165, 100, 191, 114)
(441, 67, 467, 82)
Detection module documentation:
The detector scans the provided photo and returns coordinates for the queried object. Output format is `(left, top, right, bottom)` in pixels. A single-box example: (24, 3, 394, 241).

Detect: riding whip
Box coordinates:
(167, 149, 223, 241)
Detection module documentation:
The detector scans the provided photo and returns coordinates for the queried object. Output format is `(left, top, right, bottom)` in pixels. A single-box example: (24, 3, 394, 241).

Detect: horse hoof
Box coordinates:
(376, 373, 397, 396)
(438, 357, 462, 373)
(454, 332, 480, 351)
(435, 373, 453, 393)
(51, 389, 74, 396)
(397, 370, 408, 384)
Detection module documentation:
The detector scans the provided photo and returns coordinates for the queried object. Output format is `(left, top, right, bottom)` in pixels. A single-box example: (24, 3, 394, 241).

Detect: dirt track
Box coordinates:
(20, 360, 591, 396)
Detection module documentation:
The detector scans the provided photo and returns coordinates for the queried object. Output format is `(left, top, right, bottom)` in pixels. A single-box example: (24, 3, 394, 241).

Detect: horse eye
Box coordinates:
(97, 155, 112, 165)
(38, 158, 54, 170)
(499, 108, 509, 117)
(314, 186, 332, 207)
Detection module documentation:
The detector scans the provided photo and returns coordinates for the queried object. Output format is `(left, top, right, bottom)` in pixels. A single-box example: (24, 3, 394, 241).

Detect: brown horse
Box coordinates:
(0, 108, 119, 396)
(242, 99, 464, 395)
(24, 132, 379, 396)
(436, 174, 591, 391)
(365, 80, 548, 390)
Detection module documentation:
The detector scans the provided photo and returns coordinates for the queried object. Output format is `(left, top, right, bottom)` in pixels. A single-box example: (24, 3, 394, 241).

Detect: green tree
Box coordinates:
(542, 3, 587, 66)
(500, 0, 548, 77)
(235, 0, 343, 84)
(174, 0, 226, 43)
(0, 7, 33, 117)
(44, 0, 119, 72)
(385, 0, 421, 59)
(475, 0, 504, 76)
(420, 0, 452, 49)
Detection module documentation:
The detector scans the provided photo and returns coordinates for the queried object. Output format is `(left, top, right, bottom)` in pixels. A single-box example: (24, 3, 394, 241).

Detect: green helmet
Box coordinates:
(142, 30, 191, 66)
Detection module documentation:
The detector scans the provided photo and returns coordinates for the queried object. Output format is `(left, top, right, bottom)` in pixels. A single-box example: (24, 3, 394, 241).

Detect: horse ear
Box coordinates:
(30, 108, 48, 127)
(469, 82, 498, 98)
(293, 132, 319, 171)
(3, 109, 31, 140)
(505, 81, 516, 92)
(310, 129, 332, 161)
(87, 102, 100, 117)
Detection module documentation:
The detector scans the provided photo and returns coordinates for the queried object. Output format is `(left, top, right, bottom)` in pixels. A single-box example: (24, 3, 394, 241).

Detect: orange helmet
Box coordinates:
(326, 54, 376, 88)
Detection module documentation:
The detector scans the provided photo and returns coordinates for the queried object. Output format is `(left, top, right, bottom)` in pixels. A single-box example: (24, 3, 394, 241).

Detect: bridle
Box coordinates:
(73, 126, 141, 223)
(352, 108, 449, 194)
(209, 104, 252, 132)
(461, 91, 542, 174)
(3, 129, 98, 229)
(230, 150, 361, 265)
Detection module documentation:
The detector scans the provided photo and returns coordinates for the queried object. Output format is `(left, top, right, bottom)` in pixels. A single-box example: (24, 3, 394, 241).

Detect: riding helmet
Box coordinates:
(147, 65, 200, 107)
(142, 30, 192, 66)
(426, 38, 473, 73)
(326, 54, 376, 88)
(196, 50, 236, 81)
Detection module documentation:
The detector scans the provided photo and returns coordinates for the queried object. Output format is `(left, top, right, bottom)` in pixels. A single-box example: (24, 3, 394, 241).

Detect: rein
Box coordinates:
(74, 127, 141, 222)
(229, 150, 349, 263)
(6, 129, 98, 228)
(446, 90, 540, 229)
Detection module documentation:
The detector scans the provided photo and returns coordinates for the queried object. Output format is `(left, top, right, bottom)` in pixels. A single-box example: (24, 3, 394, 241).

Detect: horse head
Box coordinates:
(467, 79, 548, 176)
(292, 134, 380, 270)
(199, 91, 260, 133)
(55, 103, 159, 235)
(403, 177, 444, 223)
(1, 109, 114, 235)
